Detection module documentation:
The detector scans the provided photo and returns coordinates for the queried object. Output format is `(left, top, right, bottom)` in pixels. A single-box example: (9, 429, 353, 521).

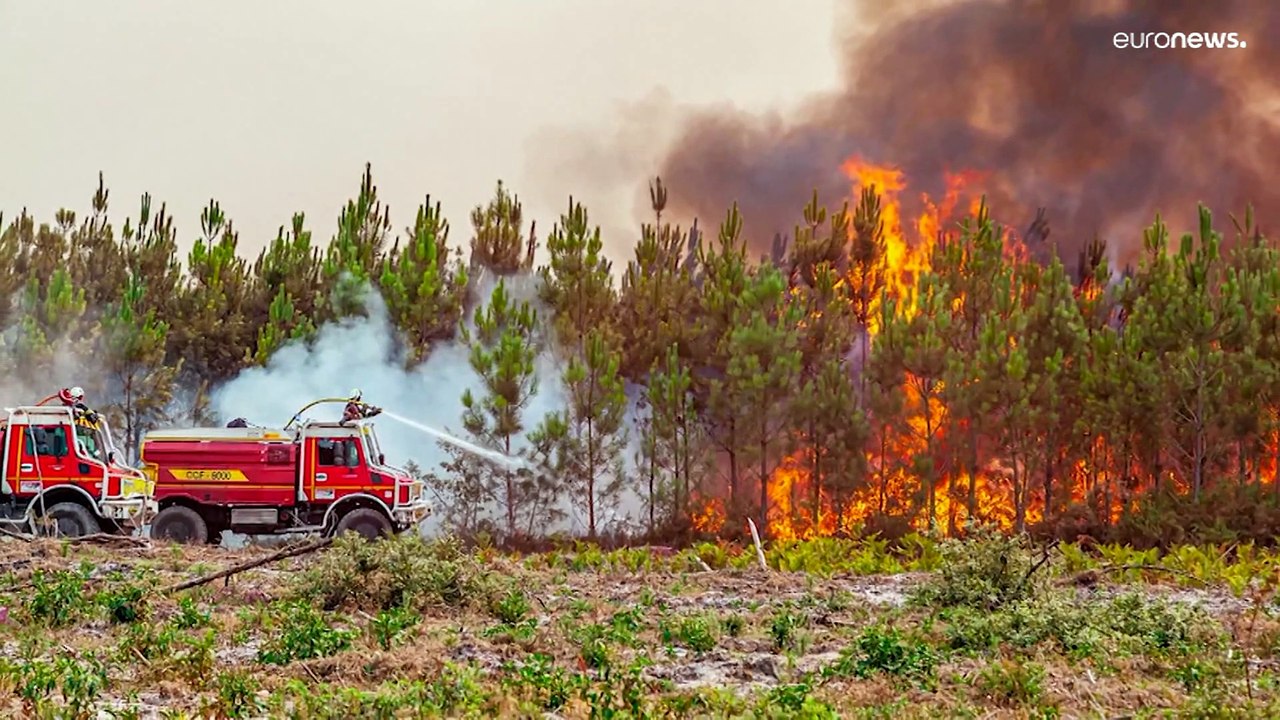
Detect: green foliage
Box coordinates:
(469, 180, 535, 276)
(26, 568, 90, 627)
(379, 195, 468, 361)
(322, 163, 392, 317)
(489, 587, 531, 625)
(257, 600, 356, 665)
(99, 271, 179, 459)
(538, 197, 617, 350)
(823, 625, 938, 683)
(559, 328, 629, 537)
(911, 524, 1043, 610)
(976, 660, 1047, 707)
(455, 278, 551, 539)
(368, 605, 420, 651)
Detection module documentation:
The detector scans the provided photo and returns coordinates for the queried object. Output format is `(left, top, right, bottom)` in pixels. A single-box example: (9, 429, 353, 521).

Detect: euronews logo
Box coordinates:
(1113, 32, 1247, 49)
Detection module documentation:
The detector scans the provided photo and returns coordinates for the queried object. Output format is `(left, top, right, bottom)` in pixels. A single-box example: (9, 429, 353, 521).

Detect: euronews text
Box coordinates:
(1113, 32, 1247, 49)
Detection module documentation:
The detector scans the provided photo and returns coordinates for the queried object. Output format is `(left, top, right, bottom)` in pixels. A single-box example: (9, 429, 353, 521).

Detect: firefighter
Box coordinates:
(58, 386, 99, 424)
(341, 389, 381, 425)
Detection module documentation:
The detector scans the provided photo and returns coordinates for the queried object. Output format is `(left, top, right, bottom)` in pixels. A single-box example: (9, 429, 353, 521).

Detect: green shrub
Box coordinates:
(258, 600, 356, 665)
(977, 660, 1046, 707)
(824, 625, 937, 683)
(294, 533, 488, 612)
(911, 523, 1044, 611)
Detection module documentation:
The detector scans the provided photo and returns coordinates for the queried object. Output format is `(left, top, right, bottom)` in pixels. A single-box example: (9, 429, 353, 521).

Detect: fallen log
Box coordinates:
(0, 526, 34, 542)
(164, 537, 334, 594)
(67, 533, 150, 548)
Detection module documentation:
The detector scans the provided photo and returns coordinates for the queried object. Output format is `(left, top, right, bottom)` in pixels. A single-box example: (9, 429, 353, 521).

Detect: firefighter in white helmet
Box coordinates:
(58, 386, 98, 424)
(342, 388, 381, 425)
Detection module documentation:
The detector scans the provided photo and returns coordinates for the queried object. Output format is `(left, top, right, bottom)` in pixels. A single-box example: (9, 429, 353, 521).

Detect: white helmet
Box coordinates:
(69, 386, 85, 402)
(350, 388, 362, 401)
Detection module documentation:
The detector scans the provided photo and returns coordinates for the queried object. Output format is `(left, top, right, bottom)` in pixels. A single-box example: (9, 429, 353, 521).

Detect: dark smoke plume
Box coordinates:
(658, 0, 1280, 267)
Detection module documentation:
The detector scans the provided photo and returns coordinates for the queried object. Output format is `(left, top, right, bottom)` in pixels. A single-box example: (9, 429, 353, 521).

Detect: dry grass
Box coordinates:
(0, 532, 1277, 718)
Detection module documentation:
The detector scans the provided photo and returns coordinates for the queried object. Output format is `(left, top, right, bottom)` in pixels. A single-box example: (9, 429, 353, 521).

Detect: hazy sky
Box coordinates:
(1, 0, 840, 264)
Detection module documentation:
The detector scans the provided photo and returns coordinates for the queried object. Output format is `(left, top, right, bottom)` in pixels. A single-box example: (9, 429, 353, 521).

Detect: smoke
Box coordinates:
(209, 276, 645, 538)
(648, 0, 1280, 267)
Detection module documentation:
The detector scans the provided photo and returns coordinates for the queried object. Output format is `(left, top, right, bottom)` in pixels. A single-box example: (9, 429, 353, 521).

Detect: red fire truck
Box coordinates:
(139, 397, 430, 544)
(0, 392, 156, 537)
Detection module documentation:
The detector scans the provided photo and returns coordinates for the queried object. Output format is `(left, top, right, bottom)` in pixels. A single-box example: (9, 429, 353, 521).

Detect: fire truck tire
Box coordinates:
(150, 506, 209, 545)
(332, 508, 392, 541)
(37, 502, 101, 538)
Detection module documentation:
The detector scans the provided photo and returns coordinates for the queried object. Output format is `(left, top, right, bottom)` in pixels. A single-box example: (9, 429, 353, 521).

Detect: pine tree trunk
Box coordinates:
(968, 424, 979, 526)
(587, 417, 597, 538)
(878, 426, 889, 515)
(759, 433, 770, 539)
(1013, 448, 1025, 533)
(504, 434, 516, 538)
(924, 396, 936, 532)
(648, 451, 656, 536)
(680, 416, 692, 523)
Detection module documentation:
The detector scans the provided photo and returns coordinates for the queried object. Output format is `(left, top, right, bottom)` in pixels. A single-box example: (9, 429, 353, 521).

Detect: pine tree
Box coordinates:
(0, 213, 22, 331)
(935, 200, 1007, 530)
(253, 287, 316, 365)
(323, 163, 393, 318)
(881, 271, 952, 531)
(646, 344, 702, 528)
(379, 195, 469, 362)
(248, 213, 322, 361)
(724, 263, 803, 537)
(120, 192, 183, 324)
(559, 329, 628, 537)
(173, 199, 253, 383)
(66, 173, 128, 310)
(99, 274, 178, 461)
(788, 190, 851, 287)
(459, 279, 543, 540)
(538, 198, 617, 352)
(699, 204, 752, 515)
(469, 181, 536, 279)
(616, 178, 699, 381)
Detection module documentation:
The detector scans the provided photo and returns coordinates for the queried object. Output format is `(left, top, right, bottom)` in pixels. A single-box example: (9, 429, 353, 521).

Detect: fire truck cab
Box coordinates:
(0, 400, 156, 537)
(140, 401, 429, 544)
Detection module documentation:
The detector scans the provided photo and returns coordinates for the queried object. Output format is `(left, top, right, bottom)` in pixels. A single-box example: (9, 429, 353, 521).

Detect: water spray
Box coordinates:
(382, 410, 526, 470)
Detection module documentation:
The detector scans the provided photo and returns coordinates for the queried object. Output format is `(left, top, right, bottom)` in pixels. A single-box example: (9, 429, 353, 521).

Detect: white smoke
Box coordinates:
(209, 274, 645, 538)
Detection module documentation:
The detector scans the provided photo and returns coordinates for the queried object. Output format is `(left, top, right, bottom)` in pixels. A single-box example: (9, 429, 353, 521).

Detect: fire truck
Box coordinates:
(139, 397, 430, 544)
(0, 391, 156, 537)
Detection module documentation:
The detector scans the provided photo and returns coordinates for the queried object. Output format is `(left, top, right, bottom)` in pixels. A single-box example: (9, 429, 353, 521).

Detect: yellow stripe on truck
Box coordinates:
(168, 469, 248, 482)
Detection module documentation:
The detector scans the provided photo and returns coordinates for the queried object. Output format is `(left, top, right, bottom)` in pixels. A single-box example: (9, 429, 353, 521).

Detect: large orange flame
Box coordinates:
(767, 158, 1011, 539)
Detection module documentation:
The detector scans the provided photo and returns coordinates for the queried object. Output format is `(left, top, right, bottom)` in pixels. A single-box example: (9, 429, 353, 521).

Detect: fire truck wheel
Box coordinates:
(333, 508, 392, 541)
(151, 506, 209, 545)
(37, 502, 101, 538)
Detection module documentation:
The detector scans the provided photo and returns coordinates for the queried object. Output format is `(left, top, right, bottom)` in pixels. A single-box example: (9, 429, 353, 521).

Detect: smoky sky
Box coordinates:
(655, 0, 1280, 267)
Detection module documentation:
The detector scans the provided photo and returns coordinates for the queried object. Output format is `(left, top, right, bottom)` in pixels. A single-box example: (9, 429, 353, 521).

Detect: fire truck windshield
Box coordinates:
(362, 425, 386, 468)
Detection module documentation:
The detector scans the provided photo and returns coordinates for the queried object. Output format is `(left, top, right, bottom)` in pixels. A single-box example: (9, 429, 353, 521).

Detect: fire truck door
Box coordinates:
(311, 438, 359, 501)
(12, 425, 71, 491)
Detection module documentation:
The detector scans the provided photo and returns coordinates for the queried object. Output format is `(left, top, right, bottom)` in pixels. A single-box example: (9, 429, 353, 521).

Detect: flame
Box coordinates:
(770, 158, 1017, 539)
(691, 496, 726, 534)
(686, 156, 1188, 542)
